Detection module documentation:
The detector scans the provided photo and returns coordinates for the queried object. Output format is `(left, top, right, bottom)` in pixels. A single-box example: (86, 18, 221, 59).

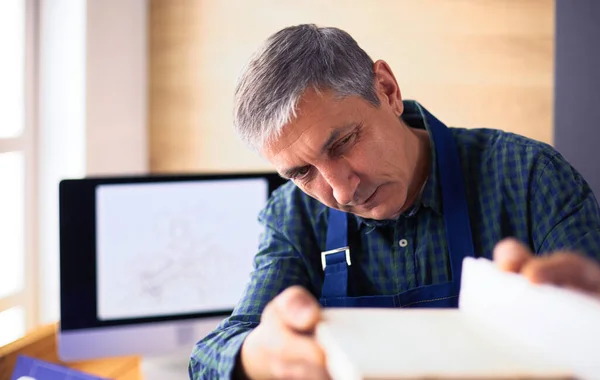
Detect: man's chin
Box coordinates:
(351, 205, 400, 221)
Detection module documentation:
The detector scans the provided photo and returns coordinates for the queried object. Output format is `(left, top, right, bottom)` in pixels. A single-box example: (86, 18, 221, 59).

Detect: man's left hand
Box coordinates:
(493, 238, 600, 296)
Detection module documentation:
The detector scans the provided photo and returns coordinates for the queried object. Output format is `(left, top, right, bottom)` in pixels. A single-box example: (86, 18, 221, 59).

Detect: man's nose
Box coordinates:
(321, 164, 359, 206)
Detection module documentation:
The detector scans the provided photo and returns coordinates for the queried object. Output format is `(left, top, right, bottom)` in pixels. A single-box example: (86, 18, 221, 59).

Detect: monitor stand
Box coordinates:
(141, 345, 193, 380)
(139, 319, 224, 379)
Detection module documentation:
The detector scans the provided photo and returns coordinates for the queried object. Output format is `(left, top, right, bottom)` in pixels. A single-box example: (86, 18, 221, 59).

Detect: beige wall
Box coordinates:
(149, 0, 554, 173)
(86, 0, 149, 176)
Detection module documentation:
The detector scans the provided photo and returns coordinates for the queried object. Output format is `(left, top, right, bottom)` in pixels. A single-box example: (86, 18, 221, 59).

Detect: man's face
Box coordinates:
(261, 62, 425, 220)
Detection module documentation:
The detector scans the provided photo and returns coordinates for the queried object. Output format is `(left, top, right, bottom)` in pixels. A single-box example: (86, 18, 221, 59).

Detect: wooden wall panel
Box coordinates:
(149, 0, 554, 173)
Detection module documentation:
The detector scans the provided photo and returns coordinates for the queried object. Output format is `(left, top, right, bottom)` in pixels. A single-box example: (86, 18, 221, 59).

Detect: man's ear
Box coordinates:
(373, 60, 403, 116)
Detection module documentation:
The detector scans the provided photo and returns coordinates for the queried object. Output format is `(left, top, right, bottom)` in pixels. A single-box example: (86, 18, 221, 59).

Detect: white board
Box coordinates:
(316, 257, 600, 380)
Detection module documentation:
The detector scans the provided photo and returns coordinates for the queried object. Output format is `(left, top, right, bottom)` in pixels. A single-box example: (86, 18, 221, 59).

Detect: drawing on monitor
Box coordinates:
(95, 179, 266, 321)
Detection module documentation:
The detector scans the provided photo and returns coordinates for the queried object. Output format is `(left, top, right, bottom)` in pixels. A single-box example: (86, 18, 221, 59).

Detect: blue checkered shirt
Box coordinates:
(188, 101, 600, 379)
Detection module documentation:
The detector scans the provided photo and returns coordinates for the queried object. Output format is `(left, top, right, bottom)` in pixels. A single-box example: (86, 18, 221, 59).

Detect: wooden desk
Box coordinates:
(0, 324, 142, 380)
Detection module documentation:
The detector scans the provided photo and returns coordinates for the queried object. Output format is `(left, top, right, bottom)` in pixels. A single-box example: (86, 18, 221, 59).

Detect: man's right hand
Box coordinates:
(238, 285, 331, 380)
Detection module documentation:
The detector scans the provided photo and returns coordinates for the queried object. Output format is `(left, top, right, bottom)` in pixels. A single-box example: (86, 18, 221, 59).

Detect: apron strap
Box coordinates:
(321, 209, 350, 298)
(422, 107, 476, 291)
(326, 207, 348, 249)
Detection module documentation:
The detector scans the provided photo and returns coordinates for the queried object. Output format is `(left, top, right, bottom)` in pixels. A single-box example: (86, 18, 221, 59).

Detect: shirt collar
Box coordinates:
(355, 100, 443, 231)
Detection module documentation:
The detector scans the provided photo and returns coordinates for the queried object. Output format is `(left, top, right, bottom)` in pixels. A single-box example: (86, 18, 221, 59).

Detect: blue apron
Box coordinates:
(319, 106, 475, 308)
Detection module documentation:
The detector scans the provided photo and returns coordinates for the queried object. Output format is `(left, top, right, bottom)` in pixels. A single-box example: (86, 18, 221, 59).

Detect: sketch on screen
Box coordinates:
(95, 179, 267, 321)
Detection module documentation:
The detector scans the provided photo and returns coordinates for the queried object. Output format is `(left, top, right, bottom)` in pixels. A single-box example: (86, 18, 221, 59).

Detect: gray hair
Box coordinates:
(233, 24, 380, 151)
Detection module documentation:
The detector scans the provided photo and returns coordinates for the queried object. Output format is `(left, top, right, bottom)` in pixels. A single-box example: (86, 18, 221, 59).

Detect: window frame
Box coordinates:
(0, 0, 39, 336)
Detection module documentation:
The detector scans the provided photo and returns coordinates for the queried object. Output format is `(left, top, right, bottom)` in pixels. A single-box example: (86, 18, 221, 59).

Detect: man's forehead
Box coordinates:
(276, 90, 366, 140)
(260, 117, 328, 164)
(263, 114, 358, 156)
(261, 92, 335, 150)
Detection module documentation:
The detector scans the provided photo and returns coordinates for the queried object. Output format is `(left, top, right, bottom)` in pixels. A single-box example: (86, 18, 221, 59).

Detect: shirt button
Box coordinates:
(399, 239, 408, 247)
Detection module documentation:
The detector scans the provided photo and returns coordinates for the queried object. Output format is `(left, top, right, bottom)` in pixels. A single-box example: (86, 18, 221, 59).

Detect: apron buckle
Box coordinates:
(321, 246, 351, 270)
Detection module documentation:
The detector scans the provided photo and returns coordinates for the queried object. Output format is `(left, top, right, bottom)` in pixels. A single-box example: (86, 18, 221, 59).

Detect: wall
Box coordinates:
(86, 0, 148, 176)
(149, 0, 555, 173)
(553, 0, 600, 199)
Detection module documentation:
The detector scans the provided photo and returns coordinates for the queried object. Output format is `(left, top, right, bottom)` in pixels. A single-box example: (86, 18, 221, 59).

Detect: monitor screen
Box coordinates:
(58, 172, 288, 362)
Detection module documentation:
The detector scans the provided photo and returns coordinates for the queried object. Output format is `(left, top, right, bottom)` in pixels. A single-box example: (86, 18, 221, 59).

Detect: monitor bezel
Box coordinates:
(59, 171, 288, 332)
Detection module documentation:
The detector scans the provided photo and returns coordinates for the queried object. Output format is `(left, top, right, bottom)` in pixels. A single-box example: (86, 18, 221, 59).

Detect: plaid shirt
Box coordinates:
(189, 101, 600, 379)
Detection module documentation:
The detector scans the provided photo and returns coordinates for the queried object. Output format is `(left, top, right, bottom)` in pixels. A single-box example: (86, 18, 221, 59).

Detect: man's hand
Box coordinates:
(493, 238, 600, 295)
(239, 286, 330, 380)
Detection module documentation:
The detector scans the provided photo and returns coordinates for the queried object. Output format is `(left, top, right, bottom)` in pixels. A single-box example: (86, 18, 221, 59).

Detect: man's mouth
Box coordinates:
(358, 186, 380, 207)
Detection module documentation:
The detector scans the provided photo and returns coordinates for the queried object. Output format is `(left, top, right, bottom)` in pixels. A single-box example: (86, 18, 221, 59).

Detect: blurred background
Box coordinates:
(0, 0, 598, 355)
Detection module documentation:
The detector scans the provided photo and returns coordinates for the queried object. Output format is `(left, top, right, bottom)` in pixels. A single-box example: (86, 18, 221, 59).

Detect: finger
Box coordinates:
(273, 285, 322, 332)
(521, 252, 600, 294)
(271, 355, 331, 380)
(280, 330, 327, 366)
(493, 238, 533, 273)
(267, 326, 328, 379)
(271, 361, 331, 380)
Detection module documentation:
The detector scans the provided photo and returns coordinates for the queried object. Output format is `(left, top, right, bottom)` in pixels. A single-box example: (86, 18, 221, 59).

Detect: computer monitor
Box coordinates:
(57, 172, 288, 362)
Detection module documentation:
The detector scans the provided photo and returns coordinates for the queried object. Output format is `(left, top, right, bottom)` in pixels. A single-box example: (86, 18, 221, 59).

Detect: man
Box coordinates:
(189, 24, 600, 380)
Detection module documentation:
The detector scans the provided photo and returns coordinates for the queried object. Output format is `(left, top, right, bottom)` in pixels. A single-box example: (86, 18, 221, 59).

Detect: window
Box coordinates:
(0, 0, 37, 346)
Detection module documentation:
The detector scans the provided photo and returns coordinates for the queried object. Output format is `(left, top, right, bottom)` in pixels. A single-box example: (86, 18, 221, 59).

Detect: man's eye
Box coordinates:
(294, 166, 311, 179)
(340, 135, 353, 145)
(334, 132, 356, 152)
